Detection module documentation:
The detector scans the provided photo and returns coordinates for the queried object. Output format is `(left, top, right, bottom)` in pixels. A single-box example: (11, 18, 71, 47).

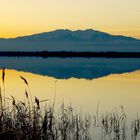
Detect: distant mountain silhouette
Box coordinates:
(0, 29, 140, 52)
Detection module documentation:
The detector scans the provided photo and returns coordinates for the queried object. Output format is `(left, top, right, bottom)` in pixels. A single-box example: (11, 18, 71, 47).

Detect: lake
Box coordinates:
(1, 57, 140, 79)
(0, 57, 140, 139)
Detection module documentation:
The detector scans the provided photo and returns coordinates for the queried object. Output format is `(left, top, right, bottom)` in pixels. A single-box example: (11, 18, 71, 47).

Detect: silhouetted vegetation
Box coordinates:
(1, 51, 140, 58)
(0, 68, 140, 140)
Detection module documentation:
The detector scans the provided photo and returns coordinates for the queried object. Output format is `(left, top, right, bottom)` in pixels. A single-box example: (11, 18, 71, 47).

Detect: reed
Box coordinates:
(0, 69, 140, 140)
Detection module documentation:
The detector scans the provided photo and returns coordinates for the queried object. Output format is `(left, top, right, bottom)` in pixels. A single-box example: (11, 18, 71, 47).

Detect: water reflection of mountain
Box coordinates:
(0, 57, 140, 79)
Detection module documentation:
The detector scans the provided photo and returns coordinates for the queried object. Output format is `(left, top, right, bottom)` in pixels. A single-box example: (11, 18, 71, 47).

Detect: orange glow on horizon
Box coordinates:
(0, 0, 139, 39)
(0, 28, 140, 39)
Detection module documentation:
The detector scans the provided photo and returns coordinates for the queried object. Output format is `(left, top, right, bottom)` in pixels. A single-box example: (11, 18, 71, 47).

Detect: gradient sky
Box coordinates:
(0, 0, 140, 38)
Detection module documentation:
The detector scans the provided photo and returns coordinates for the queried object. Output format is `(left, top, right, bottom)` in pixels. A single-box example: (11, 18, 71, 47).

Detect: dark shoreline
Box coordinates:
(0, 51, 140, 58)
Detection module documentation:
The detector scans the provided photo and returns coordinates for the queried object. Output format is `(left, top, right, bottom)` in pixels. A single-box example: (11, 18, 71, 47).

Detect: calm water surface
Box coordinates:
(0, 69, 140, 139)
(0, 57, 140, 79)
(0, 57, 140, 139)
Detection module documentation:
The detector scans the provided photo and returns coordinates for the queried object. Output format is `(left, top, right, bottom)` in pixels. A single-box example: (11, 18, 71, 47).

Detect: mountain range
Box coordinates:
(0, 29, 140, 52)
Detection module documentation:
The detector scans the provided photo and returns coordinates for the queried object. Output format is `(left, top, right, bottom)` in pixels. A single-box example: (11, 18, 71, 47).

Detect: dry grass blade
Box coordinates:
(25, 90, 28, 98)
(2, 67, 6, 108)
(0, 87, 2, 104)
(2, 67, 5, 83)
(39, 99, 48, 103)
(35, 97, 40, 110)
(20, 76, 28, 85)
(20, 101, 25, 106)
(0, 87, 3, 111)
(20, 76, 33, 108)
(11, 96, 16, 106)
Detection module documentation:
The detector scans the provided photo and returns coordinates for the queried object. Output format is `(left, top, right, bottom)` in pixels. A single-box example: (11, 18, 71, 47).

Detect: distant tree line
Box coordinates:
(0, 51, 140, 58)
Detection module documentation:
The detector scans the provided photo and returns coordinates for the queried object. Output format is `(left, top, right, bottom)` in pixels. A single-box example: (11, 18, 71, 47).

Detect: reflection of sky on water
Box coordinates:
(1, 69, 140, 140)
(0, 57, 140, 79)
(1, 69, 140, 119)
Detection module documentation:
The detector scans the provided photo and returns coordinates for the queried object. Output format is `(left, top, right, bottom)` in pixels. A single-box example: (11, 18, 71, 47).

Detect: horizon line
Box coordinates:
(0, 28, 139, 40)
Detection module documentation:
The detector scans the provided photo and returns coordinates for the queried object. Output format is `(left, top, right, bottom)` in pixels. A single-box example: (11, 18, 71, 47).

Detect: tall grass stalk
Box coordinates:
(2, 68, 5, 108)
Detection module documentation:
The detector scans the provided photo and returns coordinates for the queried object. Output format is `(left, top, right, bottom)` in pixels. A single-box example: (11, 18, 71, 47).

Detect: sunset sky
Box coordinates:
(0, 0, 140, 38)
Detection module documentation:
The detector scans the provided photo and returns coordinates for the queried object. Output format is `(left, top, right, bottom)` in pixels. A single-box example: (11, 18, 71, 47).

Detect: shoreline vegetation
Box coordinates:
(0, 51, 140, 58)
(0, 68, 140, 140)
